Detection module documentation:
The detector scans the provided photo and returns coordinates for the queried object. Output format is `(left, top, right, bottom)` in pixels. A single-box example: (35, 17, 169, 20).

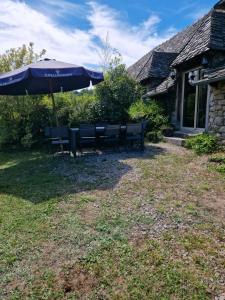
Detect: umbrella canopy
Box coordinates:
(0, 58, 104, 95)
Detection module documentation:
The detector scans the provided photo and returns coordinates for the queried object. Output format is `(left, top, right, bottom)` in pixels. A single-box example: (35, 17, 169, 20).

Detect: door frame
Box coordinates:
(180, 68, 209, 132)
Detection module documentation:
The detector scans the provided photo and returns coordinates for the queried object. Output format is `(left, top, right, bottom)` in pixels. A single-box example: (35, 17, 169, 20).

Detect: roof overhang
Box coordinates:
(193, 77, 225, 85)
(143, 89, 168, 98)
(143, 77, 176, 98)
(193, 67, 225, 85)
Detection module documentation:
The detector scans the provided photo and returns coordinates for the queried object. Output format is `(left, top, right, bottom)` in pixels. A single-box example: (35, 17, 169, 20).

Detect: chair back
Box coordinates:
(104, 125, 120, 137)
(44, 127, 51, 137)
(50, 127, 69, 139)
(79, 124, 96, 138)
(95, 123, 107, 128)
(126, 123, 143, 135)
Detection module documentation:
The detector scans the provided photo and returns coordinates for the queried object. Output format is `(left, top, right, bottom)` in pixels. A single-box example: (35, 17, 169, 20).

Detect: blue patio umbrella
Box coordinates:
(0, 58, 104, 126)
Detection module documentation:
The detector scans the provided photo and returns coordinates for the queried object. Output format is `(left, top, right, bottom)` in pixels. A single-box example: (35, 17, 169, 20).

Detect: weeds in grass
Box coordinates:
(0, 145, 224, 299)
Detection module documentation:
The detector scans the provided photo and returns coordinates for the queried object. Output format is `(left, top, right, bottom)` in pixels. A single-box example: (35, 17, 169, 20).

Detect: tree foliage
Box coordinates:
(0, 42, 46, 72)
(95, 63, 143, 123)
(128, 99, 168, 131)
(0, 43, 47, 149)
(0, 42, 164, 149)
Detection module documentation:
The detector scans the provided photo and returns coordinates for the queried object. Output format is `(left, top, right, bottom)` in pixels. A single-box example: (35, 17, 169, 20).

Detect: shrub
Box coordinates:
(209, 156, 225, 164)
(0, 43, 48, 149)
(184, 134, 218, 155)
(146, 131, 162, 143)
(128, 100, 169, 133)
(95, 64, 143, 123)
(209, 155, 225, 174)
(0, 95, 51, 149)
(21, 133, 33, 149)
(68, 91, 98, 126)
(215, 164, 225, 173)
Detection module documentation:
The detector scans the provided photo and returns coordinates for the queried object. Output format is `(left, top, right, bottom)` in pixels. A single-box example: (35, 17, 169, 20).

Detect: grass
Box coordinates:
(0, 144, 225, 299)
(209, 153, 225, 174)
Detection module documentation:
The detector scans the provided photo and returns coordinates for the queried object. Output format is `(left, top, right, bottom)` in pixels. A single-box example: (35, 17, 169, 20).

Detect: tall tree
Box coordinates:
(0, 42, 46, 72)
(95, 63, 143, 123)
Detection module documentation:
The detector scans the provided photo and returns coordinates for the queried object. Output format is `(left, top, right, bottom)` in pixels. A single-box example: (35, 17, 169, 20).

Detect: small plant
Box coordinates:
(146, 131, 162, 143)
(184, 134, 218, 155)
(209, 156, 225, 164)
(21, 132, 34, 149)
(209, 155, 225, 174)
(215, 164, 225, 173)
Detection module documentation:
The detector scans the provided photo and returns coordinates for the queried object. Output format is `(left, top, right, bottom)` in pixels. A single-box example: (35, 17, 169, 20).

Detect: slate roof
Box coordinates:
(128, 0, 225, 97)
(171, 12, 211, 66)
(143, 77, 175, 98)
(136, 51, 177, 82)
(128, 15, 206, 82)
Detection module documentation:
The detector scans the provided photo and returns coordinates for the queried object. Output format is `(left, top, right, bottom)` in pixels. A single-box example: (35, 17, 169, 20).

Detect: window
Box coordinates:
(182, 69, 208, 129)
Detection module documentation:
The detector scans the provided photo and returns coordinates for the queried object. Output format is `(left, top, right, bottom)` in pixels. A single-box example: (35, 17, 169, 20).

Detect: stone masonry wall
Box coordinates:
(208, 82, 225, 140)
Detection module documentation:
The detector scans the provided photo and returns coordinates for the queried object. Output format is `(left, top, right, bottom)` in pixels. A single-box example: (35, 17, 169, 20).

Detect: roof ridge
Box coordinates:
(135, 51, 154, 81)
(172, 11, 212, 66)
(128, 11, 212, 79)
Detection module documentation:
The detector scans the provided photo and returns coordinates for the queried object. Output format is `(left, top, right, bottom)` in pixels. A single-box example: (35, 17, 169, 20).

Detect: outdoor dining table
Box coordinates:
(70, 125, 127, 157)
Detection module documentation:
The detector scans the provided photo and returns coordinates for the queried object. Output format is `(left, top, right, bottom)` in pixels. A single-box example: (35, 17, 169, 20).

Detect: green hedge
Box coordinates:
(184, 134, 219, 155)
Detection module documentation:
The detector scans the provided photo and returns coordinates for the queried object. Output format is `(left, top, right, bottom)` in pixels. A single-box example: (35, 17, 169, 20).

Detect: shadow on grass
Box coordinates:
(0, 145, 166, 204)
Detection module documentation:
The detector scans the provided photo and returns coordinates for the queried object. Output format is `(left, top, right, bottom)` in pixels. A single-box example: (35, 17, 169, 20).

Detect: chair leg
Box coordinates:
(125, 140, 129, 152)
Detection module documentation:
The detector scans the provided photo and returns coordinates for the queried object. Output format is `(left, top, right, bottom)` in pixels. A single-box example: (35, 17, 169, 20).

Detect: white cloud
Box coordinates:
(37, 0, 86, 19)
(87, 1, 176, 66)
(0, 0, 176, 68)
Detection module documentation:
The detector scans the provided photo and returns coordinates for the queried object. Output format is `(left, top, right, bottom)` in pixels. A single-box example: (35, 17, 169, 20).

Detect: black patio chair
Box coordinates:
(100, 124, 121, 151)
(79, 124, 96, 151)
(125, 123, 144, 151)
(50, 126, 70, 151)
(46, 126, 70, 152)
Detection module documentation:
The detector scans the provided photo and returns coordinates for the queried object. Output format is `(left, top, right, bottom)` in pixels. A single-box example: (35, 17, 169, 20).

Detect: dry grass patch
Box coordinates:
(0, 144, 225, 299)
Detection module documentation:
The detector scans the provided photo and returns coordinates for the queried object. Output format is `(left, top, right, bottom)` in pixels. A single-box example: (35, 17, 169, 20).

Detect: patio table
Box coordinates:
(70, 126, 127, 157)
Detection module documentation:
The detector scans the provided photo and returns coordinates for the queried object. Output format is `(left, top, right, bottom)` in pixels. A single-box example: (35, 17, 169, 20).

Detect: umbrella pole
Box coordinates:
(50, 92, 59, 127)
(51, 92, 64, 152)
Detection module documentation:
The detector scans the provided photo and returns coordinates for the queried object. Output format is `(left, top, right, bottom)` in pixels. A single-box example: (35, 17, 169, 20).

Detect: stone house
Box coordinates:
(128, 0, 225, 140)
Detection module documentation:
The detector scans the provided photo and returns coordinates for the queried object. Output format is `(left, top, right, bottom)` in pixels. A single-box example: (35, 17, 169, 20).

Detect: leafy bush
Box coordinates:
(215, 164, 225, 173)
(184, 134, 218, 155)
(0, 43, 49, 149)
(21, 133, 33, 149)
(209, 155, 225, 174)
(129, 99, 169, 132)
(209, 156, 225, 164)
(68, 91, 98, 125)
(95, 64, 143, 123)
(146, 131, 162, 143)
(0, 95, 51, 149)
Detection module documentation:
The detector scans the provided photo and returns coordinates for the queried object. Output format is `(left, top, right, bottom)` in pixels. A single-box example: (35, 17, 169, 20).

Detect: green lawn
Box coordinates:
(0, 144, 224, 300)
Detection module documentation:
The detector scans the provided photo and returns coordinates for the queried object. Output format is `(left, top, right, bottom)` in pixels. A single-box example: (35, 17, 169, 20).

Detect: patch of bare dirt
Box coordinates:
(79, 201, 100, 224)
(58, 265, 98, 296)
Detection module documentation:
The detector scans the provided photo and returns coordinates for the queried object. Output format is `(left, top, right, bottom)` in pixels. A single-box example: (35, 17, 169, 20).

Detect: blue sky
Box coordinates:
(0, 0, 218, 68)
(30, 0, 216, 32)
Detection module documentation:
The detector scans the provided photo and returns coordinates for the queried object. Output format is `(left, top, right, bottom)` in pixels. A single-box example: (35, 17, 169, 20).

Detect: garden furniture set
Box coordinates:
(45, 123, 145, 156)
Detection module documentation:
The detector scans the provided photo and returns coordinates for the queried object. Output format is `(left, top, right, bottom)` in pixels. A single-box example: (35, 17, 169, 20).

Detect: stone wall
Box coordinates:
(208, 82, 225, 140)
